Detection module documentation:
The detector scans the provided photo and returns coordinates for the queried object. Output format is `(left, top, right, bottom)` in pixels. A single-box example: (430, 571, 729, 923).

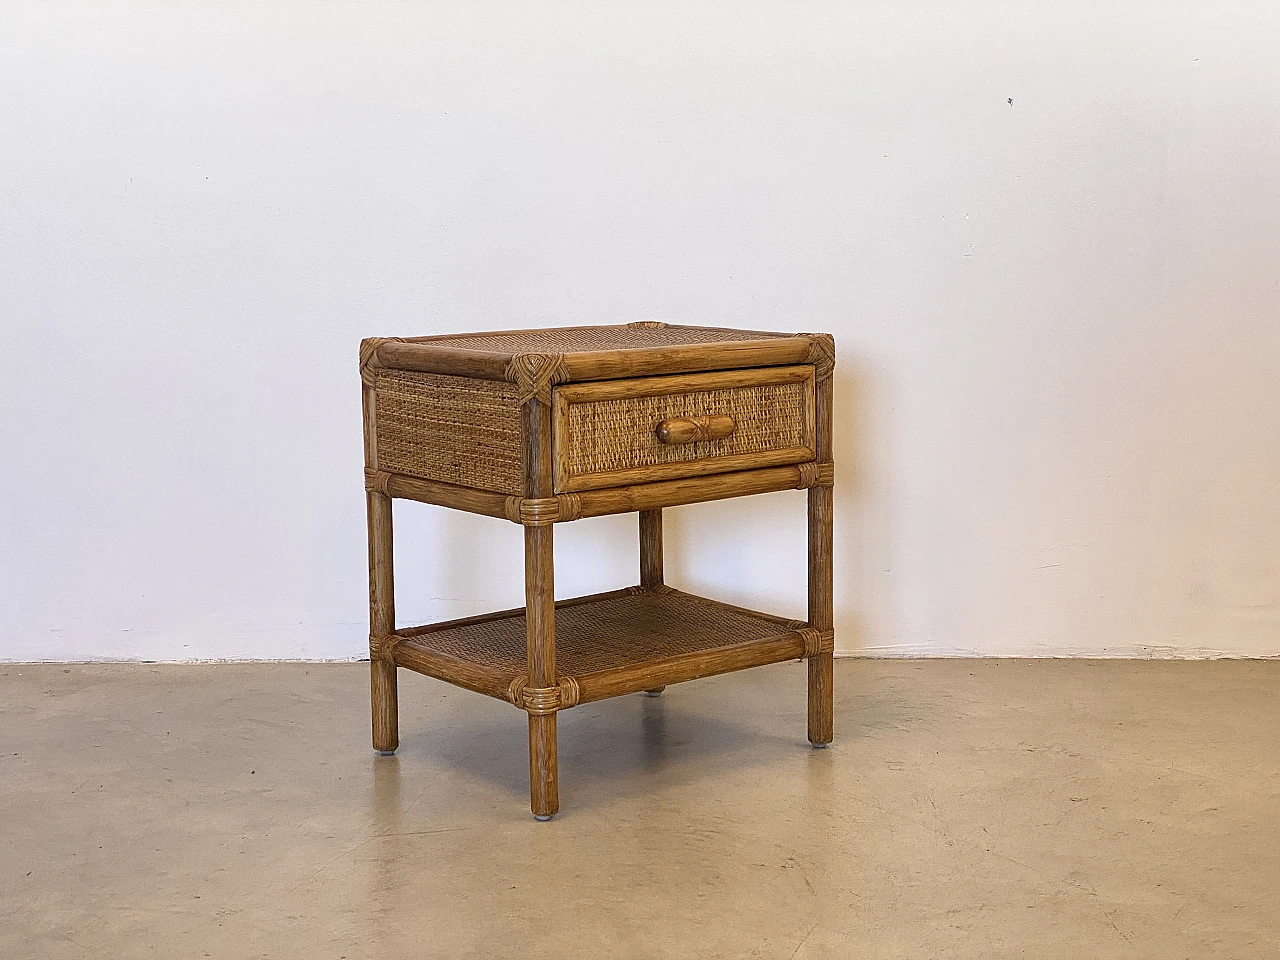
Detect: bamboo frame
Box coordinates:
(573, 630, 814, 703)
(360, 325, 836, 818)
(368, 462, 832, 525)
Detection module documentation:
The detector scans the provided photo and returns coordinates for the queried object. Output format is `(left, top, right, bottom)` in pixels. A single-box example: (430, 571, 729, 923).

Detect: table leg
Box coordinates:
(639, 508, 663, 590)
(807, 484, 834, 745)
(368, 489, 399, 754)
(639, 509, 667, 695)
(807, 355, 835, 746)
(526, 522, 558, 819)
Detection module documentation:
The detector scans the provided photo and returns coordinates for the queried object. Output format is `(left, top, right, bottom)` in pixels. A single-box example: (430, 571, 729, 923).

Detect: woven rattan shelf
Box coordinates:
(390, 587, 829, 706)
(360, 322, 835, 819)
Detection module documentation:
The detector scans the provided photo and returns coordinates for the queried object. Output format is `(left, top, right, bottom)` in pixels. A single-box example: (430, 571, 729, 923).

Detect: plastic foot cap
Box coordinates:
(534, 814, 555, 821)
(375, 750, 397, 756)
(810, 742, 830, 749)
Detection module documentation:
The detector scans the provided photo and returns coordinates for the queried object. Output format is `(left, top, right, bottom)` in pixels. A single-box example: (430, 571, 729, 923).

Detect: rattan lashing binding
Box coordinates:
(507, 675, 581, 716)
(799, 332, 836, 381)
(795, 627, 835, 658)
(369, 633, 398, 663)
(504, 353, 572, 405)
(796, 461, 835, 489)
(503, 495, 582, 525)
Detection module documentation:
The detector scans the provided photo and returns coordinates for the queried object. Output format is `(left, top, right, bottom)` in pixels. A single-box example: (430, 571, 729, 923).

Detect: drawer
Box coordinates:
(551, 365, 816, 493)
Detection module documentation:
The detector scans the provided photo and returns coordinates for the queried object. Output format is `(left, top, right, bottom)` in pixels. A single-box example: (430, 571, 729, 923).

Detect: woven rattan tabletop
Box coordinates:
(362, 322, 830, 392)
(392, 322, 793, 357)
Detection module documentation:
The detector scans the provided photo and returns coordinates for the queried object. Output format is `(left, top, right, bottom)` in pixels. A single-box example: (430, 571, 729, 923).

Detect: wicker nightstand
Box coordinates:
(360, 322, 835, 819)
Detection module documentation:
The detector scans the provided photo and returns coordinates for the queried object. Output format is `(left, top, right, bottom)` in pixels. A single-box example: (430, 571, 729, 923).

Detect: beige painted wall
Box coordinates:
(2, 2, 1278, 659)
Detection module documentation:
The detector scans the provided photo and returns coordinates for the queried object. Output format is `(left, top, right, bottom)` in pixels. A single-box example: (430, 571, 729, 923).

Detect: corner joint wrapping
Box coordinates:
(796, 462, 835, 489)
(507, 676, 581, 715)
(505, 353, 571, 405)
(369, 634, 399, 662)
(360, 337, 410, 387)
(364, 468, 392, 495)
(795, 332, 835, 381)
(796, 628, 834, 658)
(504, 495, 582, 525)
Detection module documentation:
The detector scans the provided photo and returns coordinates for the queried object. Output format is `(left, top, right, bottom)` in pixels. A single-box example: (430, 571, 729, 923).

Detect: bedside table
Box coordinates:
(360, 322, 835, 819)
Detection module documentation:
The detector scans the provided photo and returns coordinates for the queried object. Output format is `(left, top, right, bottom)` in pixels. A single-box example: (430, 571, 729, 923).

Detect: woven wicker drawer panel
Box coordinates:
(552, 365, 816, 493)
(375, 369, 523, 496)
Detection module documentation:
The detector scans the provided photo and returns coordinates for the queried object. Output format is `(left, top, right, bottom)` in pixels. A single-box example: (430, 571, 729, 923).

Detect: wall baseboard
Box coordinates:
(837, 644, 1280, 660)
(5, 650, 1280, 664)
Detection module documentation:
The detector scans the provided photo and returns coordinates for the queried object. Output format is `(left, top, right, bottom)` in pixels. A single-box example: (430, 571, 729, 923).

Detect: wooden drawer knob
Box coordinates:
(654, 415, 736, 445)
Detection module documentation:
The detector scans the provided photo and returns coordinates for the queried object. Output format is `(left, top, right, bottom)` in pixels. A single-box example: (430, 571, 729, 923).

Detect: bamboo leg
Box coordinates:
(806, 660, 833, 745)
(526, 522, 558, 819)
(639, 509, 663, 590)
(807, 485, 834, 746)
(639, 509, 666, 695)
(368, 490, 399, 754)
(520, 386, 561, 820)
(371, 659, 398, 754)
(528, 713, 558, 820)
(807, 359, 834, 746)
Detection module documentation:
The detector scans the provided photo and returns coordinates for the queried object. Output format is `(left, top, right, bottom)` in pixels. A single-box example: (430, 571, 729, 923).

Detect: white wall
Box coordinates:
(3, 1, 1279, 661)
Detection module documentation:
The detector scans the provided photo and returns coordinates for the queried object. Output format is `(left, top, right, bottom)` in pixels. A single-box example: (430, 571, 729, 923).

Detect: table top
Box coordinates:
(387, 322, 794, 358)
(363, 322, 832, 387)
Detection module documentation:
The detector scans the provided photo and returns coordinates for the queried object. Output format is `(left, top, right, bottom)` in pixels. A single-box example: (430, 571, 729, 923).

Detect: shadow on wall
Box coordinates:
(392, 348, 898, 659)
(644, 350, 895, 658)
(829, 356, 896, 656)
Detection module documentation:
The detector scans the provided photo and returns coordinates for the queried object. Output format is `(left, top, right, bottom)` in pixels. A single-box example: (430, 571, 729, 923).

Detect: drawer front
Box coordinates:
(552, 366, 816, 493)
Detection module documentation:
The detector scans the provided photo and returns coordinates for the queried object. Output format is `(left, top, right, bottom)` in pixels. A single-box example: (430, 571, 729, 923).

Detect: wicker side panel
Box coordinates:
(375, 370, 523, 496)
(564, 380, 809, 477)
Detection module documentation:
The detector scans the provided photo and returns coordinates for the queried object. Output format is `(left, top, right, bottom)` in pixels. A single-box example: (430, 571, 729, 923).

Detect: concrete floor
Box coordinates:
(1, 660, 1277, 959)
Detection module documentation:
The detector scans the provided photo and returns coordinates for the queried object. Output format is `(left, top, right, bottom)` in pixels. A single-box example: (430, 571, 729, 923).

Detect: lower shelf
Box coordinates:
(391, 586, 819, 706)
